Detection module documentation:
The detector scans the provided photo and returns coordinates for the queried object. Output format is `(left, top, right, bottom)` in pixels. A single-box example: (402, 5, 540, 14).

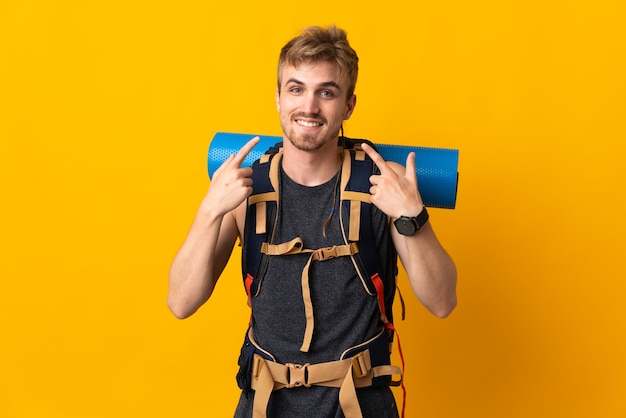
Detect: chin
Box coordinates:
(287, 131, 340, 152)
(284, 133, 318, 151)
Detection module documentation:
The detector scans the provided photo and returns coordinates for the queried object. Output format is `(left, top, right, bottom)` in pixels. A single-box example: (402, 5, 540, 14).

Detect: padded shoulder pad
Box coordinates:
(341, 136, 378, 152)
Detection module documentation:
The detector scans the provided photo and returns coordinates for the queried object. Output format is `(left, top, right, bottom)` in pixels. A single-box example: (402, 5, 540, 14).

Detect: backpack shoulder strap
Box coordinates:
(339, 137, 398, 328)
(242, 143, 283, 300)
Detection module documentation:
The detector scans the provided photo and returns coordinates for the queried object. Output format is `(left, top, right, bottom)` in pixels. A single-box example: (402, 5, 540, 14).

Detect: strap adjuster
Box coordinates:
(351, 352, 370, 379)
(252, 354, 264, 378)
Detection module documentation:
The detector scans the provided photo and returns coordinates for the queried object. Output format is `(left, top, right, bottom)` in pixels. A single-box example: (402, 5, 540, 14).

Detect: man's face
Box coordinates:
(276, 60, 356, 152)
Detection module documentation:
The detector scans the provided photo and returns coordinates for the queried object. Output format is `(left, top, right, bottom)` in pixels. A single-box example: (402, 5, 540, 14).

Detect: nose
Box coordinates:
(301, 91, 320, 115)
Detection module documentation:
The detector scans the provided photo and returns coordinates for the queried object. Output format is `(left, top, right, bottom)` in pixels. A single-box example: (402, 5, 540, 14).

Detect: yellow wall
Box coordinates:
(1, 1, 625, 417)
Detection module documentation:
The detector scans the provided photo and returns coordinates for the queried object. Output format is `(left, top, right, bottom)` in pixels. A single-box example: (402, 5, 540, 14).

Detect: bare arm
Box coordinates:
(361, 143, 457, 318)
(167, 137, 260, 319)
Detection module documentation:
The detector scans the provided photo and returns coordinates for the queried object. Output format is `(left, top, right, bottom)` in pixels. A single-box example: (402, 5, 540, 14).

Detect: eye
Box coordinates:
(320, 90, 335, 98)
(289, 86, 302, 94)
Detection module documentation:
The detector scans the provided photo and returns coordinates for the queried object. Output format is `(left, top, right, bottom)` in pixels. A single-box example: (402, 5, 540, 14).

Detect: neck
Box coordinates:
(281, 141, 342, 186)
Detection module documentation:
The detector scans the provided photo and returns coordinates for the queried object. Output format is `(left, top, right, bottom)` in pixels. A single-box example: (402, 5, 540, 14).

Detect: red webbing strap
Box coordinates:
(371, 273, 406, 418)
(371, 273, 388, 324)
(245, 273, 254, 324)
(245, 273, 254, 305)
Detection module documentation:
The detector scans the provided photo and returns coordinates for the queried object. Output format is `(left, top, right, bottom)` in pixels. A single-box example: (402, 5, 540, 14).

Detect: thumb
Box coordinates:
(405, 152, 417, 183)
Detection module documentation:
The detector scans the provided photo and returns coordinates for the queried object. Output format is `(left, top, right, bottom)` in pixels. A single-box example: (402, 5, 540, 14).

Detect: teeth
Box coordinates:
(297, 120, 321, 127)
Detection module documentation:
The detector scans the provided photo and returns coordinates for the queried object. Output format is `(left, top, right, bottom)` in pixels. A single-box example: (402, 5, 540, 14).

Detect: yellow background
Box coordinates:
(1, 0, 625, 417)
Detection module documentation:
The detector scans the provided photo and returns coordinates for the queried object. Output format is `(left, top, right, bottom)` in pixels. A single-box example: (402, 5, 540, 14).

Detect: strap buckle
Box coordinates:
(319, 246, 338, 260)
(286, 363, 312, 388)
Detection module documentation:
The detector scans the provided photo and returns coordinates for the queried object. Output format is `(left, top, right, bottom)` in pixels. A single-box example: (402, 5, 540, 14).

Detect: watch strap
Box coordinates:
(414, 206, 429, 229)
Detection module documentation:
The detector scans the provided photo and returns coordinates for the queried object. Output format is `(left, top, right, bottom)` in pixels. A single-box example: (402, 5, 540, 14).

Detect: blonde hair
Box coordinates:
(277, 25, 359, 99)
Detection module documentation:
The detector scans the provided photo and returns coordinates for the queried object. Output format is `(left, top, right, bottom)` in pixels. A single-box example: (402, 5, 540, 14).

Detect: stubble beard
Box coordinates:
(282, 115, 338, 152)
(286, 131, 327, 151)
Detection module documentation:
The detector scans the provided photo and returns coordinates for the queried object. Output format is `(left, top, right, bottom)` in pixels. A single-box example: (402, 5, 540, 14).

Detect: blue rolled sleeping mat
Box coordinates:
(207, 132, 459, 209)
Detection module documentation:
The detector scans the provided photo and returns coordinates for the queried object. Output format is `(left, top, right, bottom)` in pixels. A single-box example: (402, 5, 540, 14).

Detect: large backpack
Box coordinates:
(241, 137, 400, 351)
(236, 137, 407, 417)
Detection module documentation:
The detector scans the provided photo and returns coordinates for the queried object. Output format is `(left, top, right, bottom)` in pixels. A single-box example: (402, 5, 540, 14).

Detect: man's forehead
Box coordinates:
(280, 60, 346, 87)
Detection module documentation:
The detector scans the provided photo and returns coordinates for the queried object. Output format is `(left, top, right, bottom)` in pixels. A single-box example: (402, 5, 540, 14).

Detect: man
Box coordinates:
(168, 25, 457, 417)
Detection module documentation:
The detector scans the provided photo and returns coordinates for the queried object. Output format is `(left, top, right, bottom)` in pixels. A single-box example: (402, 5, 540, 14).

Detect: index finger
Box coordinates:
(360, 143, 391, 174)
(232, 136, 261, 167)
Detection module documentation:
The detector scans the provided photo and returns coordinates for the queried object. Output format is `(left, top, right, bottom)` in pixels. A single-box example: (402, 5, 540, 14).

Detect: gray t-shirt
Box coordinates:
(235, 165, 399, 418)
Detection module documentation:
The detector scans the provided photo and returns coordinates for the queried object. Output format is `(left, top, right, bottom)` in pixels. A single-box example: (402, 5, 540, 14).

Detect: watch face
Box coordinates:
(395, 217, 417, 236)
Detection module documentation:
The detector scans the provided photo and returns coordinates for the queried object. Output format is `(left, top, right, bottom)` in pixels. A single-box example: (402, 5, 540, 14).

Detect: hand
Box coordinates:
(360, 143, 424, 218)
(202, 136, 260, 216)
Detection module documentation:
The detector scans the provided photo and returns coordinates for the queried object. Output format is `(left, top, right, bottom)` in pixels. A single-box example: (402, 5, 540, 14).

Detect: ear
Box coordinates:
(343, 94, 357, 120)
(275, 87, 280, 112)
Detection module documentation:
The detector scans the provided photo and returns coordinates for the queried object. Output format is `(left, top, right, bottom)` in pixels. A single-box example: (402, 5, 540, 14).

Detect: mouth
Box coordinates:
(295, 118, 324, 128)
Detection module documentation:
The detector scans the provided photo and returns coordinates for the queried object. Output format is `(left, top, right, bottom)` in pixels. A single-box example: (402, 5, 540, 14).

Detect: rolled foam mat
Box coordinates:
(208, 132, 459, 209)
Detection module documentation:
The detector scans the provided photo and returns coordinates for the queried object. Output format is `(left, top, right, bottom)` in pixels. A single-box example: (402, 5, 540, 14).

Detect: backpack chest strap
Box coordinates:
(260, 238, 359, 353)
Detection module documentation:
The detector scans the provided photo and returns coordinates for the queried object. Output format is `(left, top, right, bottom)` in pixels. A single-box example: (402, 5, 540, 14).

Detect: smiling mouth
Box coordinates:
(295, 119, 323, 128)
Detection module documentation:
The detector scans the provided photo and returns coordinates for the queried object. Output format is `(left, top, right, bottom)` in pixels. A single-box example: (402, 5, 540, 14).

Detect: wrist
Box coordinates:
(197, 200, 227, 224)
(394, 206, 429, 236)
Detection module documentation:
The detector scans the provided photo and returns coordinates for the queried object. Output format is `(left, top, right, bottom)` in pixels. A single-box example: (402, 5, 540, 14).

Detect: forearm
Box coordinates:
(167, 207, 236, 319)
(358, 144, 457, 317)
(168, 136, 258, 319)
(397, 223, 457, 318)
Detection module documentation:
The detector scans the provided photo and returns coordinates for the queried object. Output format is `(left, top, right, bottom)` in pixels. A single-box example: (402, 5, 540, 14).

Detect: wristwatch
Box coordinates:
(394, 207, 429, 236)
